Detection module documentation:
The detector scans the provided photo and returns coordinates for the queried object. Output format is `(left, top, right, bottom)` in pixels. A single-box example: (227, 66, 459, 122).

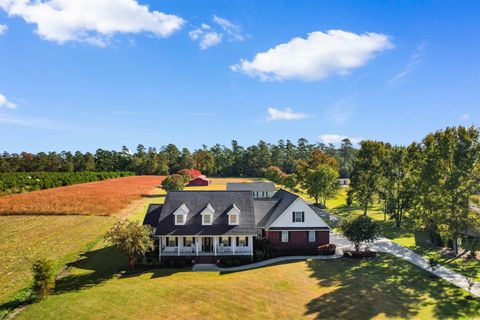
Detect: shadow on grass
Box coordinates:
(304, 254, 480, 320)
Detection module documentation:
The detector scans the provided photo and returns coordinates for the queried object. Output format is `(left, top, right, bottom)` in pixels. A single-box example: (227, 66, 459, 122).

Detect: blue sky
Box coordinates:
(0, 0, 479, 152)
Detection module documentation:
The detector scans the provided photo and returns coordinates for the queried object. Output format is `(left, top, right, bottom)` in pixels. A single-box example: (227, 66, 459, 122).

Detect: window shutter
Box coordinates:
(279, 232, 282, 242)
(292, 212, 295, 222)
(287, 231, 290, 242)
(306, 231, 309, 241)
(246, 236, 249, 246)
(175, 237, 178, 246)
(236, 237, 239, 246)
(302, 212, 305, 222)
(228, 237, 231, 246)
(219, 237, 222, 244)
(166, 237, 169, 246)
(193, 237, 196, 244)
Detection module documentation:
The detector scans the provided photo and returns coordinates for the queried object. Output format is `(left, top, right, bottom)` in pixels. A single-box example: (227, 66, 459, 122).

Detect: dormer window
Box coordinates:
(201, 203, 215, 225)
(227, 204, 240, 225)
(173, 203, 189, 225)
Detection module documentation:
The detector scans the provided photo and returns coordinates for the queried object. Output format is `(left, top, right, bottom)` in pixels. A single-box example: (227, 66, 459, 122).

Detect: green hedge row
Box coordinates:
(0, 172, 135, 194)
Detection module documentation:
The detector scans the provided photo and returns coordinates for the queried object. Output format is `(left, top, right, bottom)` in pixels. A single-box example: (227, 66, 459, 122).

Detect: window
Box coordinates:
(203, 214, 212, 225)
(175, 214, 185, 225)
(229, 214, 238, 225)
(167, 237, 177, 247)
(293, 211, 304, 222)
(308, 231, 316, 243)
(281, 231, 289, 243)
(184, 237, 193, 246)
(220, 237, 229, 246)
(238, 236, 247, 247)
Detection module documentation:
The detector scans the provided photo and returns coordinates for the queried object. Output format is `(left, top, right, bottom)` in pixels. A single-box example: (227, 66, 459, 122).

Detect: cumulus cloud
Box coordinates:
(231, 29, 393, 81)
(319, 134, 362, 145)
(266, 107, 308, 121)
(0, 0, 185, 46)
(0, 93, 17, 109)
(0, 23, 7, 35)
(189, 15, 244, 49)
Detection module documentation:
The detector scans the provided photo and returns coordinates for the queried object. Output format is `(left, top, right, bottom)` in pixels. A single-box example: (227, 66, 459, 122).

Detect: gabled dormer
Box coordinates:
(227, 203, 240, 225)
(173, 203, 189, 225)
(200, 203, 215, 225)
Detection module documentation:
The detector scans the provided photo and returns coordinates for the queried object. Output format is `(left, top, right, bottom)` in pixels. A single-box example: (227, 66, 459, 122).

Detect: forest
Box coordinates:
(0, 138, 357, 178)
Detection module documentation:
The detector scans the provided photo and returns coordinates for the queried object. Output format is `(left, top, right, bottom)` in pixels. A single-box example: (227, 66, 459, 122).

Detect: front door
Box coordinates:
(202, 237, 213, 252)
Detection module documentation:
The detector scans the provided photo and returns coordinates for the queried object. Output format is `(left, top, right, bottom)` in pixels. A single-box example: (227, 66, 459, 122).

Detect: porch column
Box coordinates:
(249, 236, 253, 256)
(159, 237, 162, 261)
(177, 236, 180, 256)
(232, 236, 236, 255)
(214, 237, 217, 256)
(195, 236, 199, 255)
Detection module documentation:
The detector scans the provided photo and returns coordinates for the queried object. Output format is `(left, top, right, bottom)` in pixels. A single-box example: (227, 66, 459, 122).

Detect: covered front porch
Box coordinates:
(158, 235, 254, 259)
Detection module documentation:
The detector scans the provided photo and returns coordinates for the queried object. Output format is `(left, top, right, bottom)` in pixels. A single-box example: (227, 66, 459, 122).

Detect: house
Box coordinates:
(143, 188, 331, 263)
(339, 178, 350, 187)
(226, 181, 276, 198)
(188, 175, 211, 186)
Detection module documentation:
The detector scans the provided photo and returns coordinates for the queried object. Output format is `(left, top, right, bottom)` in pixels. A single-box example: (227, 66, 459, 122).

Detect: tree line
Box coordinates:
(0, 138, 357, 178)
(349, 126, 480, 255)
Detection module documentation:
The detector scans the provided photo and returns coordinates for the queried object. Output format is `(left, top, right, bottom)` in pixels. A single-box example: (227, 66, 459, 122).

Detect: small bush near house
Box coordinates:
(272, 246, 318, 257)
(163, 257, 193, 268)
(217, 256, 253, 267)
(32, 258, 55, 300)
(254, 250, 265, 261)
(343, 250, 377, 259)
(318, 244, 336, 256)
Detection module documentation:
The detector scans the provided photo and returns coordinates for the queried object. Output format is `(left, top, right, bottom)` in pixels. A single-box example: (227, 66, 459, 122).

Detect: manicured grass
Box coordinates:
(324, 187, 480, 282)
(15, 247, 480, 320)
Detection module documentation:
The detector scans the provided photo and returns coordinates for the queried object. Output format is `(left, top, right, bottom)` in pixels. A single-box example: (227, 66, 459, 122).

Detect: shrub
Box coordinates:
(318, 244, 336, 255)
(265, 166, 283, 184)
(176, 169, 202, 180)
(32, 258, 55, 300)
(272, 246, 318, 257)
(339, 215, 379, 252)
(254, 250, 265, 261)
(232, 259, 241, 266)
(343, 250, 377, 259)
(176, 259, 186, 268)
(161, 174, 185, 191)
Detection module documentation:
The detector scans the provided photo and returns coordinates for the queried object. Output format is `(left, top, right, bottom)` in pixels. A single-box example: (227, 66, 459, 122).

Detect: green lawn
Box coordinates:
(15, 243, 480, 320)
(323, 187, 480, 282)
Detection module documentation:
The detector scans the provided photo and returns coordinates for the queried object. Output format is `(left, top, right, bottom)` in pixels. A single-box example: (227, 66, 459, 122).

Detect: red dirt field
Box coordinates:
(0, 175, 165, 216)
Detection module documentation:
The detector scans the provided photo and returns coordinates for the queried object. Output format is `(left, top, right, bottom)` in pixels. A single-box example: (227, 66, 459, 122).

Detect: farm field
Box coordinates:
(0, 175, 165, 216)
(15, 248, 480, 320)
(0, 176, 164, 310)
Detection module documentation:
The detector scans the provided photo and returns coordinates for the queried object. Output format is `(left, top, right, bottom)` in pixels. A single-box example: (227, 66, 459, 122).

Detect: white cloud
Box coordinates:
(0, 23, 7, 35)
(319, 134, 362, 145)
(189, 15, 244, 50)
(459, 114, 470, 121)
(0, 0, 185, 46)
(0, 93, 17, 109)
(388, 42, 426, 87)
(266, 107, 308, 121)
(231, 29, 393, 81)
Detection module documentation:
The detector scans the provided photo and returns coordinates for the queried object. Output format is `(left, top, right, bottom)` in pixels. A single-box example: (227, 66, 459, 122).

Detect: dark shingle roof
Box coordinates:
(154, 191, 256, 236)
(226, 181, 275, 192)
(143, 204, 163, 228)
(255, 189, 299, 228)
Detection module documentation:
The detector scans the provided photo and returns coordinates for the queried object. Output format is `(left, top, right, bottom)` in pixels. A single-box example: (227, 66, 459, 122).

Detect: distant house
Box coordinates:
(188, 175, 210, 186)
(339, 178, 350, 187)
(143, 188, 331, 263)
(226, 181, 276, 198)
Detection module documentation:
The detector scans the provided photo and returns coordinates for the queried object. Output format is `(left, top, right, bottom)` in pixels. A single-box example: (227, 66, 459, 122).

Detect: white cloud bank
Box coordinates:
(266, 107, 308, 121)
(0, 93, 17, 109)
(0, 0, 185, 46)
(319, 134, 362, 145)
(231, 29, 393, 81)
(189, 15, 244, 49)
(0, 23, 7, 35)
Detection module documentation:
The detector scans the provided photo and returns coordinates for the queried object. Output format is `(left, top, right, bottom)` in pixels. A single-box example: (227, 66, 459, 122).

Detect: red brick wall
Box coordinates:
(266, 230, 329, 248)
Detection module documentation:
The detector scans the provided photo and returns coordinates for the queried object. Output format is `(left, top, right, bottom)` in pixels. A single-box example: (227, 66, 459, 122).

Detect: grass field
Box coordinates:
(14, 245, 480, 320)
(0, 176, 165, 216)
(0, 176, 164, 311)
(323, 187, 480, 282)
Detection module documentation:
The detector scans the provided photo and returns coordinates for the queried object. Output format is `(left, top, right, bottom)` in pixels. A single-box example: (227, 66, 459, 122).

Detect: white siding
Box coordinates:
(269, 197, 330, 229)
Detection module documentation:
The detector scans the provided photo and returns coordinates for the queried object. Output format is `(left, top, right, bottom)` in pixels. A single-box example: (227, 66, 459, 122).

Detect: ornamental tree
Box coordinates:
(340, 215, 380, 252)
(161, 174, 186, 191)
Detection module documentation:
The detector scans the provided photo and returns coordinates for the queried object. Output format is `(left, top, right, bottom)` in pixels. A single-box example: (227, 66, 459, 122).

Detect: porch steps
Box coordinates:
(195, 256, 216, 264)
